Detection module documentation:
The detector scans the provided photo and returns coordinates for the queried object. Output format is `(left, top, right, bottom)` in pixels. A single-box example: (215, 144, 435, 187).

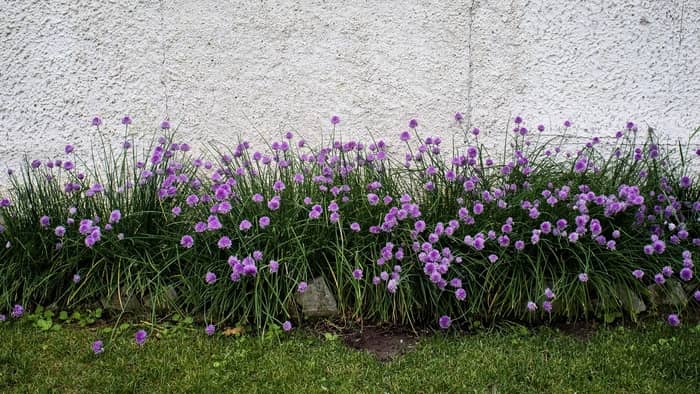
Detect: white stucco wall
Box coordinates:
(1, 0, 698, 182)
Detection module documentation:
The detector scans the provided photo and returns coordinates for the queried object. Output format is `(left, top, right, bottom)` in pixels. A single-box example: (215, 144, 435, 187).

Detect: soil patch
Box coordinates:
(342, 326, 419, 361)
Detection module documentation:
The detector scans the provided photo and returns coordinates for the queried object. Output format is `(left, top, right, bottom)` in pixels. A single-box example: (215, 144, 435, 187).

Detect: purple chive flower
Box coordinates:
(537, 124, 545, 132)
(352, 268, 363, 279)
(679, 176, 691, 188)
(205, 324, 216, 336)
(514, 116, 523, 124)
(563, 120, 572, 127)
(455, 288, 467, 300)
(259, 216, 271, 228)
(330, 115, 340, 125)
(454, 112, 463, 121)
(578, 273, 589, 283)
(632, 269, 644, 279)
(207, 215, 223, 230)
(180, 234, 194, 248)
(399, 130, 411, 141)
(160, 119, 171, 129)
(679, 267, 693, 281)
(92, 340, 104, 354)
(694, 290, 700, 302)
(40, 215, 50, 227)
(282, 320, 293, 332)
(11, 304, 24, 318)
(172, 206, 182, 216)
(544, 288, 555, 300)
(54, 226, 66, 237)
(0, 314, 5, 322)
(667, 314, 680, 327)
(438, 315, 451, 329)
(662, 266, 673, 277)
(134, 329, 147, 346)
(654, 273, 665, 285)
(269, 260, 279, 273)
(408, 119, 418, 129)
(527, 301, 538, 312)
(91, 116, 102, 126)
(65, 144, 75, 154)
(109, 209, 121, 224)
(205, 272, 217, 284)
(73, 274, 81, 283)
(488, 254, 498, 263)
(542, 301, 553, 313)
(298, 282, 308, 293)
(350, 222, 361, 232)
(121, 116, 132, 125)
(217, 236, 232, 249)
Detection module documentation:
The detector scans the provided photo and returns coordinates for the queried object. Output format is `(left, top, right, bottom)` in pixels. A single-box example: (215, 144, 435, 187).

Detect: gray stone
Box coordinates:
(102, 288, 142, 313)
(648, 281, 688, 308)
(617, 286, 646, 315)
(143, 286, 179, 314)
(295, 277, 338, 318)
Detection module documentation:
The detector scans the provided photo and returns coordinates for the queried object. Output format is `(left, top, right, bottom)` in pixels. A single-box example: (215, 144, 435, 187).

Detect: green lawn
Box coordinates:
(1, 322, 698, 393)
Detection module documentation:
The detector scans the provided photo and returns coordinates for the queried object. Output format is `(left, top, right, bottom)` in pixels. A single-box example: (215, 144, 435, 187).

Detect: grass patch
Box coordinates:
(1, 322, 698, 393)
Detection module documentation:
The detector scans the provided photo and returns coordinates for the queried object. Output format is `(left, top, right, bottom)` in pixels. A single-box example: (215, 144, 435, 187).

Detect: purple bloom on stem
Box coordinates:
(352, 269, 363, 279)
(667, 314, 680, 327)
(259, 216, 270, 228)
(679, 267, 693, 281)
(694, 290, 700, 302)
(92, 340, 104, 354)
(11, 304, 24, 318)
(269, 260, 279, 273)
(399, 131, 411, 141)
(180, 235, 194, 248)
(330, 115, 340, 125)
(134, 329, 147, 346)
(662, 266, 673, 277)
(73, 274, 81, 284)
(455, 288, 467, 300)
(454, 112, 463, 121)
(544, 288, 555, 299)
(109, 209, 121, 224)
(654, 273, 665, 284)
(408, 119, 418, 129)
(121, 116, 132, 125)
(160, 119, 171, 129)
(217, 236, 232, 249)
(632, 269, 644, 279)
(40, 216, 50, 227)
(298, 282, 308, 293)
(578, 273, 589, 283)
(679, 176, 691, 188)
(205, 272, 217, 284)
(207, 215, 222, 230)
(438, 315, 451, 329)
(65, 144, 75, 154)
(527, 301, 538, 311)
(542, 301, 553, 313)
(91, 117, 102, 126)
(564, 120, 572, 127)
(282, 320, 292, 332)
(205, 324, 216, 336)
(514, 116, 523, 124)
(54, 226, 66, 237)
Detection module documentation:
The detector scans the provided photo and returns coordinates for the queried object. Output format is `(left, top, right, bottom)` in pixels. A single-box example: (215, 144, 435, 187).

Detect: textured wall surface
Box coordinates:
(1, 0, 699, 183)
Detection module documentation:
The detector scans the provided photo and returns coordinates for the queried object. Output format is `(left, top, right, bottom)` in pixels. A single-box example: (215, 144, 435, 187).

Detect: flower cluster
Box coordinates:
(0, 114, 698, 332)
